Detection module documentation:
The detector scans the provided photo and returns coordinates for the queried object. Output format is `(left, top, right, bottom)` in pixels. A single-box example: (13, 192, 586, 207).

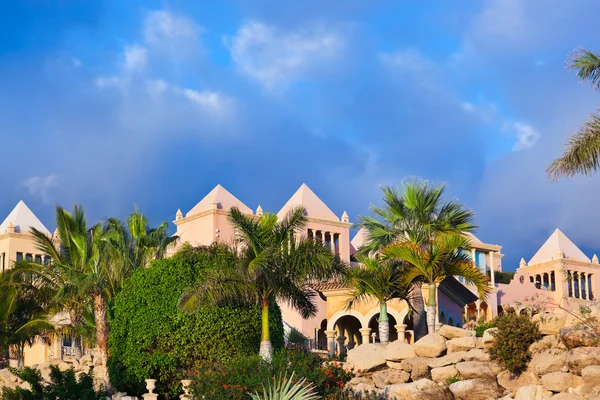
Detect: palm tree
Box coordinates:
(179, 206, 344, 360)
(343, 256, 413, 344)
(357, 180, 476, 339)
(384, 233, 490, 333)
(548, 49, 600, 180)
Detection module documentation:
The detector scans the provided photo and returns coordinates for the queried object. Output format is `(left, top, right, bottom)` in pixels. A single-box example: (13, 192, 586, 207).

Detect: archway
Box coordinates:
(368, 313, 398, 343)
(316, 319, 327, 350)
(479, 302, 489, 322)
(334, 315, 363, 352)
(439, 312, 447, 325)
(448, 317, 454, 326)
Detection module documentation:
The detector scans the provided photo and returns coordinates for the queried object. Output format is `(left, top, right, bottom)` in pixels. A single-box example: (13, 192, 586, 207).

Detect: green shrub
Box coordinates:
(474, 320, 496, 337)
(190, 344, 354, 400)
(488, 313, 541, 375)
(0, 365, 106, 400)
(107, 244, 284, 399)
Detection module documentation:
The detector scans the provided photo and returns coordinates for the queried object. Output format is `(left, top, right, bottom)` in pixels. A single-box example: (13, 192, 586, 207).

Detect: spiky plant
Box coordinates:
(249, 372, 319, 400)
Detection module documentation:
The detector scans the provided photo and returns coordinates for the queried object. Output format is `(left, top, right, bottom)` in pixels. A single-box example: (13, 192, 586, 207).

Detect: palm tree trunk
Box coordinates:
(412, 284, 428, 341)
(259, 299, 272, 361)
(17, 344, 24, 367)
(378, 302, 389, 345)
(426, 284, 437, 334)
(93, 294, 108, 362)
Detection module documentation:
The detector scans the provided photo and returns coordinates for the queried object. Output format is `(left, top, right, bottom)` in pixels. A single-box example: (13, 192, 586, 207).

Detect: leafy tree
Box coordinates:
(548, 49, 600, 180)
(384, 233, 490, 333)
(179, 207, 344, 360)
(108, 244, 284, 399)
(357, 179, 477, 339)
(343, 256, 413, 344)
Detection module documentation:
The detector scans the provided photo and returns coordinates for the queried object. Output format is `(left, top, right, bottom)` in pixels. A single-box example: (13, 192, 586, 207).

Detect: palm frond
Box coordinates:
(570, 49, 600, 89)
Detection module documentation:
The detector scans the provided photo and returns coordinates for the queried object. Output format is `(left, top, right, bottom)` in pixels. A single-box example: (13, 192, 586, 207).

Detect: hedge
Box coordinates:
(107, 245, 284, 399)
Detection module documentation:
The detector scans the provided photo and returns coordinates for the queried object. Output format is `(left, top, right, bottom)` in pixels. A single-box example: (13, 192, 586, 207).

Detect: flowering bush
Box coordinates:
(190, 344, 354, 400)
(488, 313, 541, 375)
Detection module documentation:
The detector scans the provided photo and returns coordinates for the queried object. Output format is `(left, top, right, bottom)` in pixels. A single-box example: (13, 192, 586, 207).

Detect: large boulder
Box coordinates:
(448, 379, 500, 400)
(400, 357, 431, 380)
(482, 328, 498, 347)
(463, 348, 490, 362)
(438, 325, 476, 340)
(455, 361, 501, 379)
(497, 370, 540, 392)
(529, 335, 567, 354)
(385, 341, 416, 361)
(372, 369, 410, 388)
(347, 344, 388, 372)
(514, 385, 553, 400)
(413, 333, 447, 358)
(560, 326, 598, 349)
(428, 351, 467, 368)
(532, 311, 567, 335)
(565, 347, 600, 374)
(581, 365, 600, 385)
(430, 365, 458, 383)
(529, 349, 567, 376)
(549, 393, 585, 400)
(540, 371, 585, 393)
(387, 378, 452, 400)
(446, 337, 479, 353)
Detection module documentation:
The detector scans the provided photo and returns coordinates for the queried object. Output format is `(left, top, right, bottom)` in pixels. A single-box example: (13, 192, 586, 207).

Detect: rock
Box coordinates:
(540, 371, 585, 393)
(400, 358, 431, 380)
(386, 341, 416, 361)
(446, 337, 479, 353)
(348, 376, 377, 393)
(566, 347, 600, 374)
(463, 348, 490, 362)
(414, 333, 447, 358)
(0, 369, 19, 384)
(514, 385, 553, 400)
(58, 362, 72, 371)
(19, 381, 32, 391)
(582, 365, 600, 385)
(529, 335, 567, 354)
(430, 365, 458, 383)
(387, 378, 452, 400)
(428, 351, 467, 368)
(449, 379, 500, 400)
(347, 344, 388, 372)
(353, 383, 378, 394)
(560, 327, 599, 349)
(455, 361, 501, 380)
(482, 328, 498, 347)
(533, 311, 567, 335)
(497, 370, 540, 392)
(529, 350, 567, 376)
(550, 394, 582, 400)
(438, 325, 476, 340)
(372, 369, 410, 388)
(387, 361, 403, 369)
(79, 354, 93, 366)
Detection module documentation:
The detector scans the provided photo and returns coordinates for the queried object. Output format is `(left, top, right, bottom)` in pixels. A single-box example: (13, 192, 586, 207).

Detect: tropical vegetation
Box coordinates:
(548, 48, 600, 180)
(343, 256, 413, 344)
(178, 206, 344, 360)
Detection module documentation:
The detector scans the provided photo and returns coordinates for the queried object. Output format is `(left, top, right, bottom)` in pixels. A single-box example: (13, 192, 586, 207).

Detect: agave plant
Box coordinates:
(249, 372, 319, 400)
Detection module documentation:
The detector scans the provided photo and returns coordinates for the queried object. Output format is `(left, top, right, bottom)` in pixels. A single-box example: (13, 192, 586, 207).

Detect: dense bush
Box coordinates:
(0, 365, 106, 400)
(107, 244, 284, 399)
(488, 312, 541, 375)
(474, 320, 496, 337)
(190, 344, 354, 400)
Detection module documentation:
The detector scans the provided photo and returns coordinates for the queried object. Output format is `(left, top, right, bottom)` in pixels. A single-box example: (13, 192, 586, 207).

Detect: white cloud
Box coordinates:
(22, 174, 64, 204)
(144, 10, 201, 45)
(225, 21, 344, 91)
(505, 121, 541, 151)
(95, 76, 128, 92)
(124, 45, 147, 71)
(460, 100, 498, 123)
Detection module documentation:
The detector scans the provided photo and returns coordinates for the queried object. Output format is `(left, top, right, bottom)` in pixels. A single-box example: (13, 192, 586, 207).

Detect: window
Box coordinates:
(25, 253, 33, 262)
(43, 256, 51, 266)
(35, 255, 42, 264)
(16, 252, 23, 262)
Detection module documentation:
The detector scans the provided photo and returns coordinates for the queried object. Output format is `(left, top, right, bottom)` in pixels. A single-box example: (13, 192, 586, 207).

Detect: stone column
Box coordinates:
(471, 249, 477, 266)
(336, 336, 347, 355)
(371, 332, 377, 343)
(322, 231, 326, 245)
(476, 300, 481, 321)
(359, 328, 371, 345)
(330, 233, 336, 253)
(325, 330, 337, 356)
(395, 324, 407, 343)
(490, 251, 495, 286)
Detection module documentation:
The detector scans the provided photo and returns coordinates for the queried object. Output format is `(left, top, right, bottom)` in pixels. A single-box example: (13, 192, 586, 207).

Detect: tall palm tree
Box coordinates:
(357, 180, 476, 339)
(343, 256, 413, 344)
(384, 233, 490, 333)
(179, 206, 344, 360)
(548, 49, 600, 180)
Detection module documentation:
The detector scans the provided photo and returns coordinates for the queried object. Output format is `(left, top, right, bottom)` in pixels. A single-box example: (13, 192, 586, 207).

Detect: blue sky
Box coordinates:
(1, 0, 600, 270)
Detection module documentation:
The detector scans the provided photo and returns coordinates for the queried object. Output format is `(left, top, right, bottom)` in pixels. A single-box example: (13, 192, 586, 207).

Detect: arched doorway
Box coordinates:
(448, 317, 454, 327)
(439, 312, 447, 325)
(368, 313, 398, 343)
(333, 315, 363, 352)
(315, 319, 327, 350)
(479, 302, 489, 322)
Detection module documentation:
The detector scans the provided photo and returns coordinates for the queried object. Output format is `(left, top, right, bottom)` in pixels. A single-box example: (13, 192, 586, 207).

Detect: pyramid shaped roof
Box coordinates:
(0, 200, 50, 235)
(187, 184, 253, 216)
(465, 232, 483, 244)
(528, 228, 590, 265)
(351, 227, 368, 251)
(277, 184, 339, 221)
